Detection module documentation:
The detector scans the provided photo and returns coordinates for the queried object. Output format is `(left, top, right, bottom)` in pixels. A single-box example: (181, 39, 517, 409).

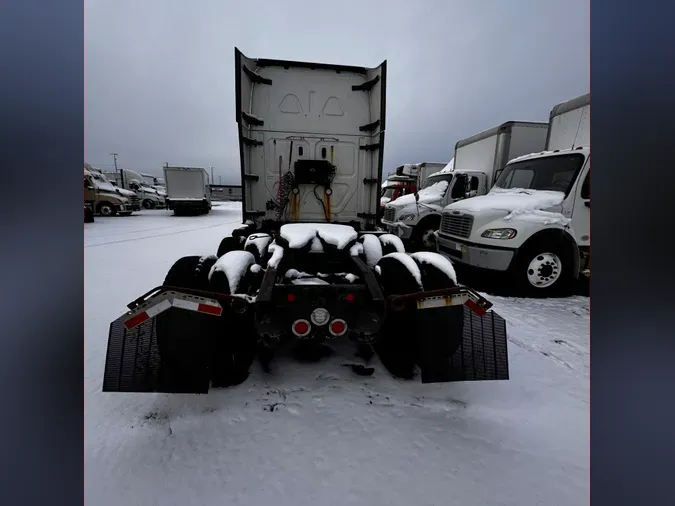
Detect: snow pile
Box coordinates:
(280, 223, 358, 250)
(90, 177, 118, 193)
(379, 234, 405, 253)
(208, 250, 255, 294)
(361, 235, 383, 269)
(410, 252, 457, 285)
(349, 242, 363, 256)
(450, 188, 570, 225)
(291, 277, 330, 285)
(439, 157, 455, 173)
(267, 243, 284, 268)
(380, 252, 423, 288)
(284, 269, 311, 279)
(116, 188, 136, 198)
(387, 180, 449, 208)
(344, 273, 359, 283)
(250, 264, 262, 274)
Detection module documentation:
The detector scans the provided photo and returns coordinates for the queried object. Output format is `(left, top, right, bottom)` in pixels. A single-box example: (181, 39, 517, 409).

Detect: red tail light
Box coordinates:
(287, 293, 296, 302)
(345, 293, 355, 303)
(292, 319, 311, 337)
(329, 319, 347, 337)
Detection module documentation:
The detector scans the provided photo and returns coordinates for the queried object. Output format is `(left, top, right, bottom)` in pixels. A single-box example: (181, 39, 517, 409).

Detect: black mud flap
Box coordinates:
(102, 307, 214, 393)
(417, 306, 509, 383)
(102, 288, 245, 394)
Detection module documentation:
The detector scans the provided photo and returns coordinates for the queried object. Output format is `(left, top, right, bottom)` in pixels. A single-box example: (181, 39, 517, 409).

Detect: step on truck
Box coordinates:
(101, 48, 510, 395)
(381, 121, 548, 251)
(436, 93, 590, 296)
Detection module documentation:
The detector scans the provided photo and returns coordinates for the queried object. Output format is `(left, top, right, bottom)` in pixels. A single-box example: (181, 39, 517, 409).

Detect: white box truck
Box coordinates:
(381, 121, 548, 250)
(436, 93, 590, 295)
(163, 165, 212, 215)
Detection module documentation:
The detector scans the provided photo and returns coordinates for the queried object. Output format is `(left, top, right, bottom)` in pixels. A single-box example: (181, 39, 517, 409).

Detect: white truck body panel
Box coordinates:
(546, 93, 590, 151)
(455, 121, 549, 185)
(235, 48, 386, 230)
(164, 167, 210, 201)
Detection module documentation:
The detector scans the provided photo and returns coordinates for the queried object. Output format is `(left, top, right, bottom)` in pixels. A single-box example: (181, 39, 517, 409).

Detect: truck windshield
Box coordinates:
(494, 153, 585, 195)
(382, 188, 396, 199)
(421, 173, 453, 191)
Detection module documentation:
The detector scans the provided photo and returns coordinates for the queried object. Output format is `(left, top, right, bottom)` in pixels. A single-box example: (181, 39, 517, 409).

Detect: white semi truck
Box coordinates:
(101, 48, 511, 396)
(436, 93, 590, 295)
(104, 169, 165, 209)
(381, 121, 548, 250)
(163, 165, 212, 215)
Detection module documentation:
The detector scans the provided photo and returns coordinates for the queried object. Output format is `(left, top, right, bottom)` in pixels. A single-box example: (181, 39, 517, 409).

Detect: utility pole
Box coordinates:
(111, 153, 123, 187)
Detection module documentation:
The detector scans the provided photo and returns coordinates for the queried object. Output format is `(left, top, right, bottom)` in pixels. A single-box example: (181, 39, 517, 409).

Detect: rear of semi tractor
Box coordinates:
(101, 48, 509, 395)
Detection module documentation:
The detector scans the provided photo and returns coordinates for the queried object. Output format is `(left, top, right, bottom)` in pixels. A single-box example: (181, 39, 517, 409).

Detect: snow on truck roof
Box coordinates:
(507, 146, 590, 164)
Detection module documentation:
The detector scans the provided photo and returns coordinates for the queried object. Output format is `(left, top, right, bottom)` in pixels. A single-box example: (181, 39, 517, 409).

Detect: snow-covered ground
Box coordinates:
(85, 203, 589, 506)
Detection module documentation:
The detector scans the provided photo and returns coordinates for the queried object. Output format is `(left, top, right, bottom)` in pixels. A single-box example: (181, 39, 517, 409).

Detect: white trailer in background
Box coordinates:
(163, 165, 212, 215)
(437, 93, 590, 295)
(382, 121, 548, 251)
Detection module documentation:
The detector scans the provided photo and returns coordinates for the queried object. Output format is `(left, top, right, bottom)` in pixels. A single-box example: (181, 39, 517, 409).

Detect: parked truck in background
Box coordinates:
(141, 173, 168, 196)
(104, 169, 165, 209)
(436, 93, 590, 295)
(84, 169, 133, 216)
(163, 165, 212, 215)
(382, 121, 548, 251)
(101, 48, 510, 396)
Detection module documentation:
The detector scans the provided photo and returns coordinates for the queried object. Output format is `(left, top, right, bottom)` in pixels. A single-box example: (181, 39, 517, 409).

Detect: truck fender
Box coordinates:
(414, 213, 441, 232)
(514, 228, 580, 279)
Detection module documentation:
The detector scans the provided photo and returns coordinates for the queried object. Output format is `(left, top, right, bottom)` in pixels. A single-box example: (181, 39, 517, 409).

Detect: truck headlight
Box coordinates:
(398, 213, 417, 221)
(481, 228, 517, 240)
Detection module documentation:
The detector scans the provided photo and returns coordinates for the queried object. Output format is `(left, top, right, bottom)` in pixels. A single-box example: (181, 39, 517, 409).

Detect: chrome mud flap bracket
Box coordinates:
(388, 287, 509, 383)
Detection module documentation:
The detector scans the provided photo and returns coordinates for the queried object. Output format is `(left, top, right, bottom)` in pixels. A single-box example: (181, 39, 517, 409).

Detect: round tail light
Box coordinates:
(329, 319, 347, 337)
(292, 319, 311, 337)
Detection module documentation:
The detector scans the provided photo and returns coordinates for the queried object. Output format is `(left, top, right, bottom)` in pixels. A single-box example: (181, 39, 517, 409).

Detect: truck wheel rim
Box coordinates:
(526, 253, 562, 288)
(101, 205, 112, 216)
(421, 229, 436, 248)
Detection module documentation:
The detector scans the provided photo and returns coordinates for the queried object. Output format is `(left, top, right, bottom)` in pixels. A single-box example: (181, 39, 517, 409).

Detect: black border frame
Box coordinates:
(4, 0, 675, 504)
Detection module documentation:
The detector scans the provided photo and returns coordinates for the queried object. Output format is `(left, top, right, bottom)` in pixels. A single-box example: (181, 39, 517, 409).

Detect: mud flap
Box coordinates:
(416, 306, 509, 383)
(102, 307, 214, 393)
(102, 289, 244, 393)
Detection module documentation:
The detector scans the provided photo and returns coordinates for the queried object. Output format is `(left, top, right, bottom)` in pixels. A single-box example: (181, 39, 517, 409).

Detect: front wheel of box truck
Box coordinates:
(511, 240, 573, 297)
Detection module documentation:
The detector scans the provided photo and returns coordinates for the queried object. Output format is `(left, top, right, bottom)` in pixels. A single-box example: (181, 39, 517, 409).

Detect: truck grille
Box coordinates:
(440, 213, 474, 238)
(383, 207, 396, 223)
(131, 196, 140, 206)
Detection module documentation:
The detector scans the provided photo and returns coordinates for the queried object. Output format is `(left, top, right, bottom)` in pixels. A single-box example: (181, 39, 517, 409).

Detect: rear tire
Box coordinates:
(142, 199, 155, 210)
(410, 252, 463, 382)
(373, 254, 423, 379)
(217, 236, 244, 258)
(207, 250, 257, 387)
(156, 256, 213, 392)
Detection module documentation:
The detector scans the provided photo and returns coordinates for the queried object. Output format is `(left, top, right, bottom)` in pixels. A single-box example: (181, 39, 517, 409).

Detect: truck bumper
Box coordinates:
(437, 235, 514, 271)
(381, 220, 414, 240)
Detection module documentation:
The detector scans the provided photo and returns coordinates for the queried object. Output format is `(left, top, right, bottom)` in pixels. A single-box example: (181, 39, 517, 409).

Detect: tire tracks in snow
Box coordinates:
(85, 220, 241, 248)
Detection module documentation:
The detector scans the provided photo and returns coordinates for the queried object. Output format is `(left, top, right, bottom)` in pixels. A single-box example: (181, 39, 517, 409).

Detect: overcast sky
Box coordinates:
(85, 0, 589, 184)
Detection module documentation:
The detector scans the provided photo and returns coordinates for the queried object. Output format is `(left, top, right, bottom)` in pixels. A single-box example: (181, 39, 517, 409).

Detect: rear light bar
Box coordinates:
(387, 286, 493, 316)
